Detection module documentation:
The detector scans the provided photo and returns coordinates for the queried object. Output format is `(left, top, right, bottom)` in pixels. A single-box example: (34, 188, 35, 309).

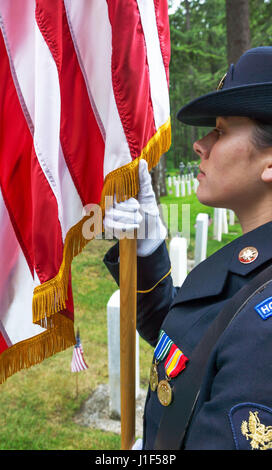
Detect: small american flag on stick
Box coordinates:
(71, 329, 88, 373)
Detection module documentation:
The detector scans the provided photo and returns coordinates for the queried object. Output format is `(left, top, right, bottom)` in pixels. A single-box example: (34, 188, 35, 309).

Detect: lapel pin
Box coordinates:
(238, 246, 258, 264)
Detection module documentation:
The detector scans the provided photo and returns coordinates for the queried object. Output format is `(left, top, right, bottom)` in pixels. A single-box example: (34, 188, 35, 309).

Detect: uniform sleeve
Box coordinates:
(184, 284, 272, 450)
(103, 241, 178, 346)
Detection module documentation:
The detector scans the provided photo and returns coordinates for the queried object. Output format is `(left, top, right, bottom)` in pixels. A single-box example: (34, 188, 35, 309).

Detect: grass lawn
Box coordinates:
(0, 188, 242, 450)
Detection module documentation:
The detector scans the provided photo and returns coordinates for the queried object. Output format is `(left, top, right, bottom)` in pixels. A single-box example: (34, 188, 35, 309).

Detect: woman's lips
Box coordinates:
(197, 168, 206, 180)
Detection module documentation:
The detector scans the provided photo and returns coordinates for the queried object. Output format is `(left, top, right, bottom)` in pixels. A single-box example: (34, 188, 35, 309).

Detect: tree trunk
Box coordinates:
(184, 0, 190, 30)
(151, 165, 161, 205)
(159, 154, 167, 197)
(150, 161, 167, 228)
(225, 0, 251, 65)
(151, 154, 167, 204)
(184, 0, 198, 157)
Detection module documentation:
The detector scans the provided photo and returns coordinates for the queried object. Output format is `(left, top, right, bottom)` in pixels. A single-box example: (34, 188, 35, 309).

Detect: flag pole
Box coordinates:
(76, 372, 79, 398)
(119, 234, 137, 450)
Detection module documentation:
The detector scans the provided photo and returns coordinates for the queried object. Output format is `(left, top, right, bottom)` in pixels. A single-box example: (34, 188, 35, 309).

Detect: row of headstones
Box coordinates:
(171, 208, 235, 287)
(168, 174, 195, 186)
(106, 207, 236, 418)
(168, 175, 199, 197)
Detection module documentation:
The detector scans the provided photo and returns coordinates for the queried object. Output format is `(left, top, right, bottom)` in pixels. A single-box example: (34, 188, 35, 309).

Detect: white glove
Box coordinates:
(103, 159, 167, 256)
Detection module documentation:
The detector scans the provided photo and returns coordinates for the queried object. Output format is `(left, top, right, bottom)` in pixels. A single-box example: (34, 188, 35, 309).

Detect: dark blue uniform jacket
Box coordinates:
(103, 221, 272, 450)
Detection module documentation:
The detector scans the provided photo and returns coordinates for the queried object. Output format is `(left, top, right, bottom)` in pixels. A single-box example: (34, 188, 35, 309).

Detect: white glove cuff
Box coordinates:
(137, 213, 167, 257)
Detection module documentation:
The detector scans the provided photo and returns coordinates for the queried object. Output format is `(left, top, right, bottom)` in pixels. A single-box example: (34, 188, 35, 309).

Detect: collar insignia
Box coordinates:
(238, 246, 258, 264)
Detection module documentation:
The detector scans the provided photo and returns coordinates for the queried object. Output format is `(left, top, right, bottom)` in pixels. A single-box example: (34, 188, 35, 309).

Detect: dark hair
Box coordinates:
(252, 120, 272, 150)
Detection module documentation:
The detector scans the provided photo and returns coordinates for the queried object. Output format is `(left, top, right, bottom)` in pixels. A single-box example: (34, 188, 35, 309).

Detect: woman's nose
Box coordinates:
(193, 139, 205, 158)
(193, 131, 216, 160)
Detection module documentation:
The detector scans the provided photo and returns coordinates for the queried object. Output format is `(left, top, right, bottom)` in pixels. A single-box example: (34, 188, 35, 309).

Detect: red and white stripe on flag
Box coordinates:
(0, 0, 171, 384)
(71, 334, 88, 373)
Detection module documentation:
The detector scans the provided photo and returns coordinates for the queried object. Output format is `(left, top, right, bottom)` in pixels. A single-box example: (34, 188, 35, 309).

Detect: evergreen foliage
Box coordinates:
(168, 0, 272, 170)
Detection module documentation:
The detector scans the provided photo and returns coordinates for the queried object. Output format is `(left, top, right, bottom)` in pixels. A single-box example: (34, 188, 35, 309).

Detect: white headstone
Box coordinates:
(229, 209, 235, 225)
(194, 213, 208, 266)
(169, 237, 187, 287)
(186, 180, 191, 195)
(107, 289, 140, 419)
(175, 181, 180, 197)
(213, 208, 222, 241)
(193, 178, 199, 193)
(168, 176, 172, 187)
(181, 180, 186, 197)
(222, 208, 228, 234)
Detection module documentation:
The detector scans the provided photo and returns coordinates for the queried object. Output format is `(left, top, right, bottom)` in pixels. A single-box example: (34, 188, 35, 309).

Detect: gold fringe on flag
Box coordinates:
(100, 117, 171, 210)
(32, 117, 171, 327)
(0, 313, 75, 385)
(32, 215, 93, 327)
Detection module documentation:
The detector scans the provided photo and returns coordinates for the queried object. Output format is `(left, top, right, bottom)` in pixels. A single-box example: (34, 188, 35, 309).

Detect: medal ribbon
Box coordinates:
(154, 330, 173, 362)
(165, 343, 188, 378)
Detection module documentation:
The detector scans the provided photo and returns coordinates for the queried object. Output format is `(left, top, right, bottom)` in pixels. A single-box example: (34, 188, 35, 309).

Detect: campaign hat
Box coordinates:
(177, 47, 272, 127)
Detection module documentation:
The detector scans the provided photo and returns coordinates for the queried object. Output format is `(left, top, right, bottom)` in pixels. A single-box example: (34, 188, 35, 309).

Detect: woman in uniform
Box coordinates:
(103, 47, 272, 450)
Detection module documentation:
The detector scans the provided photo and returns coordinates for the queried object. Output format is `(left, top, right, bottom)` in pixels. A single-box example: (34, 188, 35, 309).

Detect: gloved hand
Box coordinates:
(103, 159, 167, 257)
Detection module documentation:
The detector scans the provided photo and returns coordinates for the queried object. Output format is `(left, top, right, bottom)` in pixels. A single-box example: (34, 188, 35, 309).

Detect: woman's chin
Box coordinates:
(196, 188, 213, 207)
(196, 190, 225, 209)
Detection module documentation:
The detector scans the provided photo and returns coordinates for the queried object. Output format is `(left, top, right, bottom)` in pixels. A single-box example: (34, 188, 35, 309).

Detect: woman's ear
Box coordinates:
(261, 164, 272, 183)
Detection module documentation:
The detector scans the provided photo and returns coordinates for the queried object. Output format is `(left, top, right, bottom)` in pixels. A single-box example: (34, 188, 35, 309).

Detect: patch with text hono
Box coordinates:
(254, 297, 272, 320)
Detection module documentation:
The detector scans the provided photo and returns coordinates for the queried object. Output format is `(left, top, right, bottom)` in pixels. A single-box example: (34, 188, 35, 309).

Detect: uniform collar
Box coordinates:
(171, 221, 272, 306)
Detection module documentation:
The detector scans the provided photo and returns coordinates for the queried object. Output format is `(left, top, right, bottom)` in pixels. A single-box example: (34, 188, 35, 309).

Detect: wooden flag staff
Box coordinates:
(119, 234, 137, 450)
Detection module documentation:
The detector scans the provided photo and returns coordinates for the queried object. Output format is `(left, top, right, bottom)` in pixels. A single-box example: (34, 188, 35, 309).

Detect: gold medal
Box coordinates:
(149, 362, 159, 391)
(157, 378, 172, 406)
(149, 330, 173, 393)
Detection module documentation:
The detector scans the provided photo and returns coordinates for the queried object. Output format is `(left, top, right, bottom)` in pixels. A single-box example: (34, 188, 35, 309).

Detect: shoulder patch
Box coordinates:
(254, 297, 272, 320)
(229, 403, 272, 450)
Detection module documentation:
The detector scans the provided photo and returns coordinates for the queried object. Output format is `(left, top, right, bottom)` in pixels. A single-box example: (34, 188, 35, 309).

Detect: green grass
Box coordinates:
(0, 188, 242, 450)
(0, 239, 154, 450)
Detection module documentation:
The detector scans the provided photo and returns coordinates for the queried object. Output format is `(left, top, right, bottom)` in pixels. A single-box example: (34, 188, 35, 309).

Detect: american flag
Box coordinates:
(71, 330, 88, 373)
(0, 0, 171, 384)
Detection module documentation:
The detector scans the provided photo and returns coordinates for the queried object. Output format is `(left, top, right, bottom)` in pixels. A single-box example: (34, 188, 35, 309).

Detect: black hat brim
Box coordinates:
(177, 83, 272, 127)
